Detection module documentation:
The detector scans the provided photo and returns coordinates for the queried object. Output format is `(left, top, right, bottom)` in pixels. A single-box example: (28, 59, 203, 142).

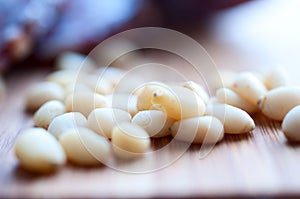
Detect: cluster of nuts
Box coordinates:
(215, 68, 300, 141)
(14, 52, 300, 174)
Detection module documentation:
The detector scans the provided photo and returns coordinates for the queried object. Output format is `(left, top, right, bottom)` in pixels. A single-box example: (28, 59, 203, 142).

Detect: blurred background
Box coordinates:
(1, 0, 300, 84)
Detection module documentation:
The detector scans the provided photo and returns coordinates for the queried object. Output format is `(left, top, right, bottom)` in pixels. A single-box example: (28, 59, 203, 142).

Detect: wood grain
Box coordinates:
(0, 67, 300, 198)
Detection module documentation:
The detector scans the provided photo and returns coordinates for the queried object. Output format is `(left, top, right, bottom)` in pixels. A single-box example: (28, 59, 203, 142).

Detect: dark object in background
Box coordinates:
(0, 0, 247, 72)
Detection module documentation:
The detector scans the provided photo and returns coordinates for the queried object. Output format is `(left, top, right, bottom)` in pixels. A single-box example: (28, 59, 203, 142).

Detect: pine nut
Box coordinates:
(106, 94, 138, 116)
(152, 86, 206, 120)
(111, 123, 150, 160)
(132, 110, 174, 138)
(64, 92, 107, 117)
(59, 127, 110, 166)
(232, 72, 267, 106)
(135, 82, 168, 111)
(48, 112, 87, 138)
(83, 74, 113, 95)
(56, 51, 96, 72)
(205, 104, 255, 134)
(47, 70, 82, 88)
(171, 116, 224, 144)
(88, 108, 132, 139)
(282, 105, 300, 141)
(258, 87, 300, 121)
(216, 88, 257, 114)
(25, 82, 64, 112)
(180, 81, 209, 104)
(33, 100, 66, 129)
(14, 128, 66, 173)
(264, 67, 289, 90)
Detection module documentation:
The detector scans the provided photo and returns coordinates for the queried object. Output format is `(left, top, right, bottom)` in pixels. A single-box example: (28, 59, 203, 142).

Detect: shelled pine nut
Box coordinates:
(171, 116, 224, 144)
(88, 108, 132, 139)
(14, 128, 66, 173)
(33, 100, 66, 129)
(59, 127, 111, 166)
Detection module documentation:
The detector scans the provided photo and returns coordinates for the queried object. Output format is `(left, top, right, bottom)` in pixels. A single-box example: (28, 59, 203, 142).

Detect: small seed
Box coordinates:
(216, 88, 257, 114)
(282, 105, 300, 141)
(258, 87, 300, 121)
(48, 112, 87, 138)
(14, 128, 66, 173)
(180, 81, 209, 104)
(205, 104, 255, 134)
(56, 51, 96, 72)
(25, 82, 64, 112)
(264, 67, 289, 90)
(33, 100, 66, 129)
(88, 108, 132, 139)
(111, 123, 150, 160)
(47, 70, 83, 88)
(132, 110, 174, 138)
(59, 127, 111, 166)
(232, 72, 267, 106)
(113, 74, 144, 94)
(64, 82, 92, 97)
(135, 82, 168, 111)
(106, 94, 138, 116)
(64, 92, 107, 117)
(83, 74, 113, 95)
(94, 67, 126, 87)
(171, 116, 224, 144)
(152, 86, 206, 120)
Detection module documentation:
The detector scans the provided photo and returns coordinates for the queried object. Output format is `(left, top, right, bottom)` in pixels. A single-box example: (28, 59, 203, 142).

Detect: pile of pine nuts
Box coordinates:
(14, 52, 300, 173)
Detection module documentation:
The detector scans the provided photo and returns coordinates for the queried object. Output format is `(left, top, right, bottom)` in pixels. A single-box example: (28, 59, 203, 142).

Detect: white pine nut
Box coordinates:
(171, 116, 224, 144)
(59, 127, 111, 166)
(132, 110, 174, 138)
(88, 108, 132, 139)
(47, 70, 82, 88)
(111, 123, 150, 160)
(64, 92, 107, 117)
(64, 82, 92, 97)
(56, 51, 96, 72)
(258, 87, 300, 121)
(263, 67, 289, 90)
(205, 104, 255, 134)
(135, 82, 167, 111)
(180, 81, 209, 104)
(25, 82, 64, 111)
(216, 88, 257, 114)
(282, 105, 300, 141)
(94, 67, 126, 88)
(48, 112, 87, 138)
(33, 100, 66, 129)
(14, 128, 66, 173)
(106, 94, 138, 116)
(231, 72, 267, 106)
(83, 74, 114, 95)
(152, 86, 206, 120)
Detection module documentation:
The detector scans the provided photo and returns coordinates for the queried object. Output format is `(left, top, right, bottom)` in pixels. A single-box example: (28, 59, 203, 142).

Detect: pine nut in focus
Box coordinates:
(14, 128, 66, 173)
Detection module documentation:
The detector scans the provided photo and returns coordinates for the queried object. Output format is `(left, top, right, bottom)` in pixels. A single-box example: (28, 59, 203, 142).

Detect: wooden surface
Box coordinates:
(2, 1, 300, 198)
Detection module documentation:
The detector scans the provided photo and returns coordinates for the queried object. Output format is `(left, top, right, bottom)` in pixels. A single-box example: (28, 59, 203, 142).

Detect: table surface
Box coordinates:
(1, 1, 300, 198)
